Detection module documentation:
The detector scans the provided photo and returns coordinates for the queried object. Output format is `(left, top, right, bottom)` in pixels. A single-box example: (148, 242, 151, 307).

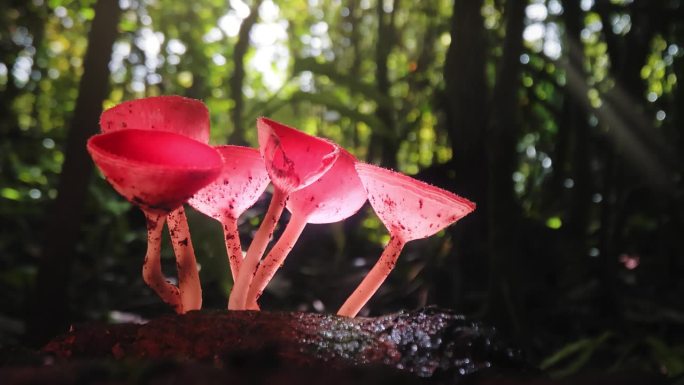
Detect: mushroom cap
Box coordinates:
(257, 117, 339, 194)
(188, 145, 270, 222)
(355, 163, 475, 242)
(287, 148, 367, 224)
(87, 129, 222, 214)
(99, 95, 210, 143)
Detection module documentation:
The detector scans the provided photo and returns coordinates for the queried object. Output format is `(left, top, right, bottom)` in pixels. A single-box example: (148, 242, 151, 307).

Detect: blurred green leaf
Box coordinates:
(287, 91, 389, 135)
(645, 337, 684, 377)
(540, 332, 613, 378)
(293, 57, 395, 109)
(1, 188, 21, 201)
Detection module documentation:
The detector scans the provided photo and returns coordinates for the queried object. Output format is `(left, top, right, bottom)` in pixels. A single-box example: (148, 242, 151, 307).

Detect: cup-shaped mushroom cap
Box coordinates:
(287, 148, 367, 224)
(99, 95, 210, 143)
(188, 145, 270, 222)
(355, 163, 475, 242)
(87, 129, 222, 214)
(257, 117, 339, 194)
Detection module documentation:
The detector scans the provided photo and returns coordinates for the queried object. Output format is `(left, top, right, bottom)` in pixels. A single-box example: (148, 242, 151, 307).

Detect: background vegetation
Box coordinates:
(1, 0, 683, 379)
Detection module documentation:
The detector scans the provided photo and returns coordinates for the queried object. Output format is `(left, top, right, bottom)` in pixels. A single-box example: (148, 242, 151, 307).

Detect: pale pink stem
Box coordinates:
(167, 206, 202, 312)
(228, 188, 288, 310)
(337, 236, 406, 317)
(222, 216, 243, 283)
(142, 211, 182, 313)
(246, 211, 308, 308)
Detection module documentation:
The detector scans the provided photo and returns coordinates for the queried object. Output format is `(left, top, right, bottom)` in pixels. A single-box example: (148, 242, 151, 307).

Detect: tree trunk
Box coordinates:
(485, 0, 527, 341)
(562, 1, 593, 241)
(27, 0, 121, 346)
(444, 0, 488, 205)
(228, 0, 264, 145)
(367, 0, 398, 168)
(437, 0, 490, 311)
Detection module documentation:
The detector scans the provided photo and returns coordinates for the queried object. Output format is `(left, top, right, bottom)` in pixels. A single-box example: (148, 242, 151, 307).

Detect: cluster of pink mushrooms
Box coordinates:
(87, 95, 475, 317)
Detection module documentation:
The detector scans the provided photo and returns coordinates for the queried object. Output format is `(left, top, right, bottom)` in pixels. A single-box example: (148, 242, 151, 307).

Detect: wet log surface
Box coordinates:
(42, 307, 529, 382)
(0, 307, 669, 384)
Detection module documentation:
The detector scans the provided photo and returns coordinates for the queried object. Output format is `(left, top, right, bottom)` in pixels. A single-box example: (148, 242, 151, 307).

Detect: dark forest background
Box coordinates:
(1, 0, 684, 378)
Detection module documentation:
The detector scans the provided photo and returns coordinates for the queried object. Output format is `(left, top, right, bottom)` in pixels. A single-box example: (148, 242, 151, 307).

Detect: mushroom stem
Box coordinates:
(246, 211, 309, 308)
(228, 187, 288, 310)
(337, 236, 406, 317)
(167, 206, 202, 312)
(222, 216, 243, 283)
(142, 211, 182, 313)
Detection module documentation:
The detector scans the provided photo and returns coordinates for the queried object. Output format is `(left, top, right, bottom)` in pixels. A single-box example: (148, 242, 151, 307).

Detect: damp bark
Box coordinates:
(41, 307, 532, 383)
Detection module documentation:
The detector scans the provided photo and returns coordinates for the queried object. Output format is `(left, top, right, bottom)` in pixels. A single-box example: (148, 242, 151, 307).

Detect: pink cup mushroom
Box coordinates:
(245, 148, 367, 308)
(99, 95, 210, 143)
(337, 163, 475, 317)
(87, 129, 221, 313)
(228, 117, 339, 310)
(100, 95, 211, 312)
(188, 145, 270, 284)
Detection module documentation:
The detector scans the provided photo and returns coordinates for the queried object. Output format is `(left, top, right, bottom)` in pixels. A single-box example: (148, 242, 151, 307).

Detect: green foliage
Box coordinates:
(542, 332, 684, 378)
(541, 332, 614, 377)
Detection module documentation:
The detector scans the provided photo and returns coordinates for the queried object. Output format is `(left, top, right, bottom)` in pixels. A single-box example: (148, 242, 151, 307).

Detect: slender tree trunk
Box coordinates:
(548, 95, 570, 200)
(439, 0, 489, 310)
(548, 1, 594, 298)
(444, 0, 488, 208)
(345, 0, 362, 151)
(183, 13, 209, 100)
(27, 0, 121, 346)
(228, 0, 263, 145)
(348, 0, 362, 77)
(562, 1, 593, 240)
(368, 0, 398, 168)
(485, 0, 527, 341)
